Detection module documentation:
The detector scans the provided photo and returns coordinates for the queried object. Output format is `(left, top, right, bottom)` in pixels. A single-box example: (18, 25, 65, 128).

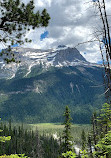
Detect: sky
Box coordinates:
(1, 0, 111, 63)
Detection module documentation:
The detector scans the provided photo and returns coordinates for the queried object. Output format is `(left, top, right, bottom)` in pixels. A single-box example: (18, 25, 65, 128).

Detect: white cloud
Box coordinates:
(22, 28, 56, 49)
(35, 0, 52, 7)
(21, 0, 111, 63)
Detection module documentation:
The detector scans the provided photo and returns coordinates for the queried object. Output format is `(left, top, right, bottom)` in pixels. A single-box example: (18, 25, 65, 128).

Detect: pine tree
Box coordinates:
(62, 106, 73, 153)
(31, 128, 43, 158)
(91, 112, 98, 152)
(95, 131, 111, 158)
(92, 103, 111, 158)
(98, 103, 111, 134)
(0, 0, 50, 63)
(87, 134, 93, 158)
(81, 129, 86, 151)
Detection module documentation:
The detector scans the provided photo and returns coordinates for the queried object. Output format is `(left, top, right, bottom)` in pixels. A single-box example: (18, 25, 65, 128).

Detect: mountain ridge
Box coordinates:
(0, 46, 101, 79)
(0, 46, 105, 123)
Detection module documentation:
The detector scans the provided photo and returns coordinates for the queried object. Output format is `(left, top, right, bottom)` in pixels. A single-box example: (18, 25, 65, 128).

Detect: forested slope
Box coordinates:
(0, 65, 105, 123)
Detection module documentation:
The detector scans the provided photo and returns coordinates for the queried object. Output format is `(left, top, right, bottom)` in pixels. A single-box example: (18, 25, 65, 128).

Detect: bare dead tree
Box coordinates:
(92, 0, 111, 103)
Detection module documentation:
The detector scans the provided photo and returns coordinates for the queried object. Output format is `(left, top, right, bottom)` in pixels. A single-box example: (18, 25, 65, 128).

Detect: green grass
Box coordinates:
(29, 123, 92, 144)
(2, 121, 92, 144)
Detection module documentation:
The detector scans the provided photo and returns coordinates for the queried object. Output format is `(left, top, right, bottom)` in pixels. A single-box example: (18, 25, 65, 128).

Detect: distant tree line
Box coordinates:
(0, 121, 60, 158)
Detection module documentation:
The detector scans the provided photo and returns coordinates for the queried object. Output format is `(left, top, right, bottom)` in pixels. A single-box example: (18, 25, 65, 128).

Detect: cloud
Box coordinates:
(21, 0, 111, 63)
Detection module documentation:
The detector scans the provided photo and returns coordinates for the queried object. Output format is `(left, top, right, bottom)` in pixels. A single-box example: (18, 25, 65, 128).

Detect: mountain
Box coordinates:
(0, 46, 90, 79)
(0, 46, 105, 123)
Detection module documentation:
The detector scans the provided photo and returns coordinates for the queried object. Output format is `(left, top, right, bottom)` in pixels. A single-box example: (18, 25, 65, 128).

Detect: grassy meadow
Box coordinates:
(1, 121, 92, 144)
(29, 123, 92, 144)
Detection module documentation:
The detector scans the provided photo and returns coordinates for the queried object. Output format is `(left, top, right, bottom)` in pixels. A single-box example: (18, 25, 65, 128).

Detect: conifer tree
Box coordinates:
(91, 112, 98, 148)
(62, 106, 73, 153)
(94, 131, 111, 158)
(98, 103, 111, 134)
(92, 103, 111, 157)
(0, 119, 11, 143)
(31, 128, 43, 158)
(81, 130, 86, 151)
(0, 0, 50, 63)
(87, 134, 93, 158)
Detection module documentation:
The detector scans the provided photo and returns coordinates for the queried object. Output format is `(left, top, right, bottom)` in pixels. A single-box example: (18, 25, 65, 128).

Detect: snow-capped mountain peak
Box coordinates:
(0, 46, 91, 79)
(13, 46, 88, 67)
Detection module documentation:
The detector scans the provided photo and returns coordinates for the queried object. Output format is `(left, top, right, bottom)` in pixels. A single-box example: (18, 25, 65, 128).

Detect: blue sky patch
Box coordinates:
(97, 60, 103, 64)
(40, 31, 49, 41)
(11, 44, 19, 47)
(92, 0, 98, 2)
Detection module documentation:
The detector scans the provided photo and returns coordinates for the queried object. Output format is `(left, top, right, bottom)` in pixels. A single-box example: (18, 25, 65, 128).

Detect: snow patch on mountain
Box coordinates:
(0, 46, 101, 79)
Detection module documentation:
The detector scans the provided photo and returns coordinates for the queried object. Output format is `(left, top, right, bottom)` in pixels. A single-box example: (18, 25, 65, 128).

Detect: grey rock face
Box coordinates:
(53, 47, 87, 65)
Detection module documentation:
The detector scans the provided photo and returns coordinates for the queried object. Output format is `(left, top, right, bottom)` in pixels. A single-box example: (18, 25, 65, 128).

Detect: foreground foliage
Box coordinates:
(94, 131, 111, 157)
(79, 103, 111, 158)
(60, 103, 111, 158)
(62, 151, 76, 158)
